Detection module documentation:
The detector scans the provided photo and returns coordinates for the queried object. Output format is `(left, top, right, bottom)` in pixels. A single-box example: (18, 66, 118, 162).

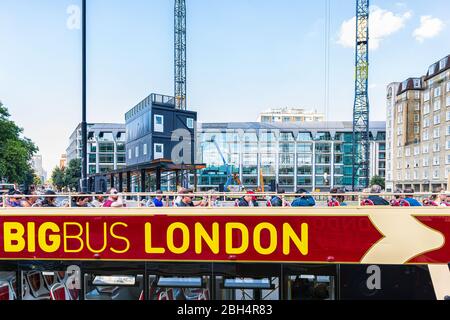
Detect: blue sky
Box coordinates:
(0, 0, 449, 174)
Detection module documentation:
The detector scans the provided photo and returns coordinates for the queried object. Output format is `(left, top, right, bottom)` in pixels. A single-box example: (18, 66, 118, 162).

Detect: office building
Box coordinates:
(196, 121, 386, 192)
(258, 108, 325, 124)
(66, 123, 127, 174)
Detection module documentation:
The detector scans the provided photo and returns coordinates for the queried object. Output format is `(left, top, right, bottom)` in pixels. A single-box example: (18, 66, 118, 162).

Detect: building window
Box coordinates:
(424, 102, 430, 115)
(434, 128, 440, 139)
(397, 127, 403, 135)
(447, 81, 450, 93)
(423, 117, 430, 128)
(434, 100, 441, 111)
(447, 111, 450, 122)
(414, 146, 420, 156)
(434, 87, 442, 98)
(128, 149, 132, 160)
(143, 144, 148, 156)
(433, 170, 440, 179)
(423, 170, 429, 179)
(414, 126, 420, 134)
(187, 118, 194, 129)
(397, 104, 403, 113)
(414, 114, 420, 122)
(447, 154, 450, 165)
(154, 115, 164, 133)
(405, 148, 411, 157)
(154, 143, 164, 160)
(424, 90, 430, 102)
(447, 95, 450, 107)
(433, 156, 440, 166)
(414, 79, 421, 89)
(423, 130, 429, 141)
(423, 157, 429, 167)
(448, 125, 450, 136)
(434, 143, 440, 152)
(423, 144, 429, 154)
(434, 115, 441, 125)
(135, 146, 139, 158)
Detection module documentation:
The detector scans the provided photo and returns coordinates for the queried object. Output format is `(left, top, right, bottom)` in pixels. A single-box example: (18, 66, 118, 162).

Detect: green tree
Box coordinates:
(51, 167, 65, 192)
(64, 159, 82, 192)
(370, 175, 385, 190)
(0, 102, 38, 184)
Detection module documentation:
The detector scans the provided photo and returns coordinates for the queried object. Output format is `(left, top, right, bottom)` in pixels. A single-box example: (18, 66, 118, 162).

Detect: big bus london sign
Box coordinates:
(0, 208, 448, 264)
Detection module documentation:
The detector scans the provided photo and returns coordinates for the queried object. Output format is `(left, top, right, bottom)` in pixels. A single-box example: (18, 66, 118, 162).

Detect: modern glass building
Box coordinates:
(196, 122, 386, 192)
(66, 123, 127, 175)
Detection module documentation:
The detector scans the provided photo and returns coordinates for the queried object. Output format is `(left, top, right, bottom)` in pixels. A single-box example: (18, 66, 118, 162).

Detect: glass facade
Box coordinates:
(197, 123, 386, 192)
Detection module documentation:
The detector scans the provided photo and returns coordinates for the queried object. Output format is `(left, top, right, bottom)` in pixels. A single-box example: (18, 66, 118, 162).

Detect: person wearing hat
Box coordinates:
(238, 190, 259, 207)
(436, 189, 450, 207)
(291, 189, 316, 207)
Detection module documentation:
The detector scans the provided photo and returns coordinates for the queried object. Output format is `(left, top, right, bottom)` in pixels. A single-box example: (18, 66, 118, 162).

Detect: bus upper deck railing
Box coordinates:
(2, 192, 450, 209)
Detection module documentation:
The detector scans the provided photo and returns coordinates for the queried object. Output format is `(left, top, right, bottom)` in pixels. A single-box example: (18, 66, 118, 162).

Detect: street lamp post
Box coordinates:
(81, 0, 88, 193)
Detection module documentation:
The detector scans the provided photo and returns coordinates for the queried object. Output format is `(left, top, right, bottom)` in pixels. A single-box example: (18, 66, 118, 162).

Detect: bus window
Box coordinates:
(84, 274, 143, 300)
(0, 272, 17, 301)
(286, 275, 335, 301)
(148, 276, 211, 300)
(217, 277, 279, 301)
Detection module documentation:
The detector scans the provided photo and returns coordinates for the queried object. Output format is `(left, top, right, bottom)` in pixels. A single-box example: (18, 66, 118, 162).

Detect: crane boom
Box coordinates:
(352, 0, 370, 190)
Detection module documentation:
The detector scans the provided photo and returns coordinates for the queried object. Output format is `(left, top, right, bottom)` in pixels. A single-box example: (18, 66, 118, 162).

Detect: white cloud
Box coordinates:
(413, 16, 445, 43)
(337, 6, 412, 50)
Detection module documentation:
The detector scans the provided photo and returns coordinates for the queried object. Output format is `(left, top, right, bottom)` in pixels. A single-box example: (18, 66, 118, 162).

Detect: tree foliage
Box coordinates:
(50, 159, 81, 192)
(64, 159, 82, 191)
(51, 167, 65, 192)
(0, 102, 38, 184)
(370, 175, 386, 190)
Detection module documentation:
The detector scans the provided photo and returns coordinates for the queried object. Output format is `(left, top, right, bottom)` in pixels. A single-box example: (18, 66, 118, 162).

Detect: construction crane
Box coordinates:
(352, 0, 370, 190)
(174, 0, 187, 110)
(207, 136, 243, 192)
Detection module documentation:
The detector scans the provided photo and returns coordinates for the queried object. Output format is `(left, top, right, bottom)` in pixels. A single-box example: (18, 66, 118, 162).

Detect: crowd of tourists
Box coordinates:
(1, 185, 449, 208)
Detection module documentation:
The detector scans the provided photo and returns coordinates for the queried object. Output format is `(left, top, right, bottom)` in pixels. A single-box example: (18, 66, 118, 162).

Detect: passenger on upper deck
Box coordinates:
(328, 188, 347, 207)
(291, 189, 316, 207)
(103, 188, 125, 208)
(267, 189, 285, 207)
(436, 189, 450, 207)
(176, 189, 195, 207)
(403, 188, 422, 207)
(41, 190, 57, 207)
(390, 188, 410, 207)
(5, 190, 22, 207)
(368, 185, 389, 206)
(91, 194, 105, 208)
(146, 190, 165, 208)
(238, 191, 259, 207)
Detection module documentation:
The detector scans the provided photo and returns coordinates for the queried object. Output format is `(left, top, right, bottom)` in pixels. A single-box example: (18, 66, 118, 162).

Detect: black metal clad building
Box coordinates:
(125, 93, 197, 166)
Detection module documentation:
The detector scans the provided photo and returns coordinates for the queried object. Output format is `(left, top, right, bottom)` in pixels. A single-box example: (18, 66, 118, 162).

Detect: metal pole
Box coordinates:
(81, 0, 88, 193)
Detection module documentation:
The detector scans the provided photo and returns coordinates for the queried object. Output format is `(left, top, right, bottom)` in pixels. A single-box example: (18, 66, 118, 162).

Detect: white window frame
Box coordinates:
(187, 118, 194, 129)
(424, 102, 430, 115)
(128, 149, 132, 160)
(154, 143, 164, 160)
(143, 143, 148, 156)
(424, 90, 430, 102)
(434, 100, 441, 111)
(154, 115, 164, 133)
(434, 86, 441, 98)
(434, 128, 440, 139)
(434, 115, 441, 125)
(135, 146, 139, 158)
